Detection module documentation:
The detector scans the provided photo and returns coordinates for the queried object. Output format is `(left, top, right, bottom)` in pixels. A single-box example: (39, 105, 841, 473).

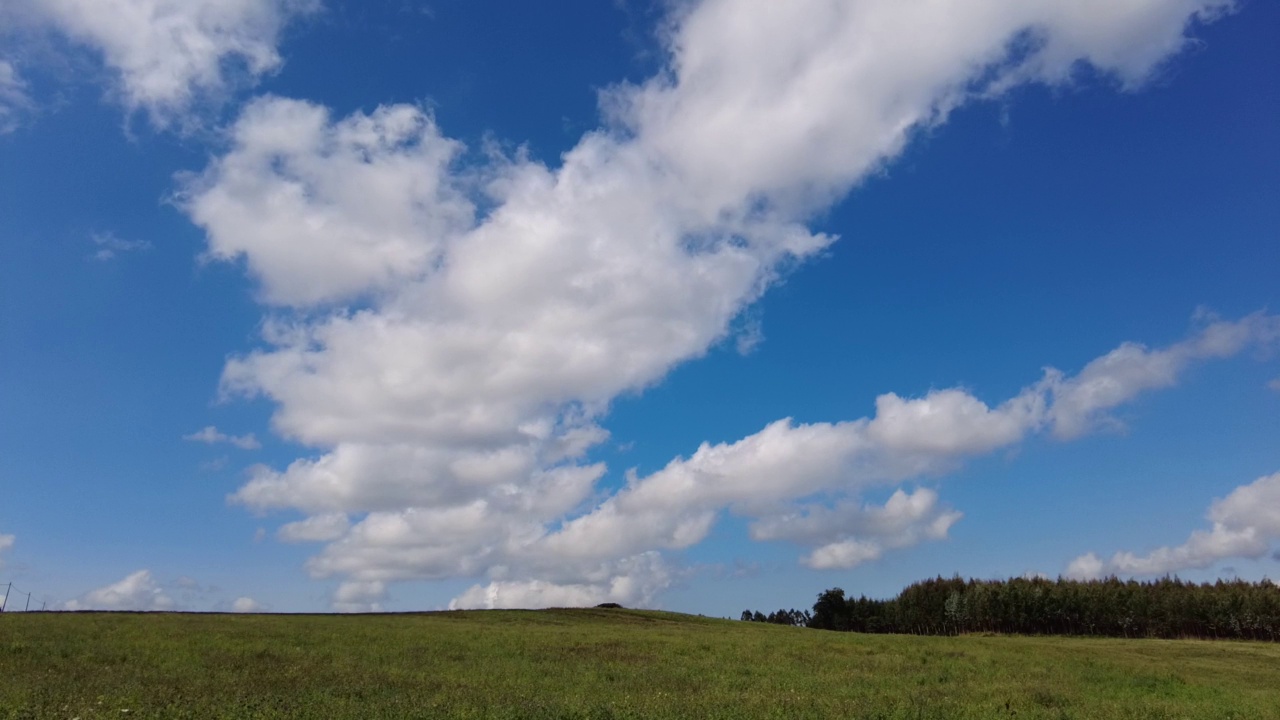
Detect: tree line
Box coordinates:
(739, 608, 811, 626)
(743, 576, 1280, 640)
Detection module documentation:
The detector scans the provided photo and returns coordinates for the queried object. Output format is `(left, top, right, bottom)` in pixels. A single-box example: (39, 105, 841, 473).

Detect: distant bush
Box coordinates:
(595, 602, 624, 609)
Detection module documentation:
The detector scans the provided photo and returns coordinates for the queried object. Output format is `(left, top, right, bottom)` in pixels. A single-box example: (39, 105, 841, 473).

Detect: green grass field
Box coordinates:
(2, 608, 1278, 719)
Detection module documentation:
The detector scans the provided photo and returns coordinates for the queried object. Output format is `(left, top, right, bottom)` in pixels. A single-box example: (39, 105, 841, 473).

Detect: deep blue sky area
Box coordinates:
(1, 0, 1277, 614)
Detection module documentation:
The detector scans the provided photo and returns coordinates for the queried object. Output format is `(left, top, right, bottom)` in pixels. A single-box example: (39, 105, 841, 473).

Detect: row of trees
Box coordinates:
(740, 608, 811, 626)
(746, 576, 1280, 640)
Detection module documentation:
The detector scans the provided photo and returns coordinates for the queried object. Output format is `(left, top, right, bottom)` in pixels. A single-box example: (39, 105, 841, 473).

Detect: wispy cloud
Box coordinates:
(184, 426, 260, 450)
(0, 60, 32, 134)
(64, 569, 175, 611)
(0, 534, 14, 572)
(89, 231, 151, 261)
(63, 570, 251, 611)
(199, 456, 230, 472)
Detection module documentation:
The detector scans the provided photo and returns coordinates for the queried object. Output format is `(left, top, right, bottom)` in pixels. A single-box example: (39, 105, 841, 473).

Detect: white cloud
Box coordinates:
(1208, 471, 1280, 537)
(239, 314, 1275, 606)
(867, 388, 1045, 457)
(278, 513, 348, 543)
(1065, 552, 1106, 582)
(63, 572, 260, 612)
(332, 580, 385, 613)
(449, 580, 608, 610)
(1068, 471, 1280, 579)
(533, 315, 1274, 571)
(0, 60, 31, 134)
(1268, 378, 1280, 392)
(184, 425, 260, 450)
(753, 489, 964, 570)
(13, 0, 318, 126)
(450, 552, 672, 610)
(64, 569, 176, 611)
(1047, 311, 1280, 438)
(88, 231, 151, 261)
(609, 0, 1233, 222)
(185, 0, 1244, 607)
(184, 99, 474, 307)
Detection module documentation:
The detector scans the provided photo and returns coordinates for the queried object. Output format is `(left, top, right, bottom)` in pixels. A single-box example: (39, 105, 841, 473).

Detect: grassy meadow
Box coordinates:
(2, 608, 1279, 719)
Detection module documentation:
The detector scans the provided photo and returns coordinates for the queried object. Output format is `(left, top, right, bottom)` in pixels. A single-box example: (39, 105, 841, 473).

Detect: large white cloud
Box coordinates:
(64, 569, 176, 611)
(9, 0, 317, 125)
(609, 0, 1233, 221)
(184, 0, 1245, 608)
(249, 314, 1275, 606)
(1069, 471, 1280, 579)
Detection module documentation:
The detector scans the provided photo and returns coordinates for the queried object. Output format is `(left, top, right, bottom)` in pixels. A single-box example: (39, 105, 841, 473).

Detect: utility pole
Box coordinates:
(24, 591, 31, 612)
(1, 582, 9, 612)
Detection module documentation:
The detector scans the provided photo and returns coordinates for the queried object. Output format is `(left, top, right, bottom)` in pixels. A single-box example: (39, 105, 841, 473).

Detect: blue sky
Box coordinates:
(0, 0, 1277, 614)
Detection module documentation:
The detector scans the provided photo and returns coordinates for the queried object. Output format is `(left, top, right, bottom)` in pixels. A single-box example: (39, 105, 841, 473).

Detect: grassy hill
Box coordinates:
(3, 608, 1279, 718)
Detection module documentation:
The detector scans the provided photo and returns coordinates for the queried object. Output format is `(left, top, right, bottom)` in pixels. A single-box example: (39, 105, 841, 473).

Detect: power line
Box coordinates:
(0, 581, 42, 612)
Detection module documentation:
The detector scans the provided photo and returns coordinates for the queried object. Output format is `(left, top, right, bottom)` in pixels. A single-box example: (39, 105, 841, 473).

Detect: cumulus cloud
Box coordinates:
(753, 489, 964, 570)
(64, 569, 176, 611)
(0, 60, 31, 134)
(450, 552, 673, 610)
(88, 231, 151, 261)
(278, 513, 349, 543)
(185, 100, 474, 307)
(252, 314, 1274, 606)
(10, 0, 317, 126)
(231, 596, 263, 612)
(1068, 471, 1280, 579)
(536, 314, 1275, 571)
(185, 0, 1244, 607)
(184, 425, 261, 450)
(332, 580, 385, 613)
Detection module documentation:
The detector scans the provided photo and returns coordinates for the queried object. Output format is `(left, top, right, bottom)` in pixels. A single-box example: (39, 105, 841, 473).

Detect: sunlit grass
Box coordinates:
(2, 608, 1278, 718)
